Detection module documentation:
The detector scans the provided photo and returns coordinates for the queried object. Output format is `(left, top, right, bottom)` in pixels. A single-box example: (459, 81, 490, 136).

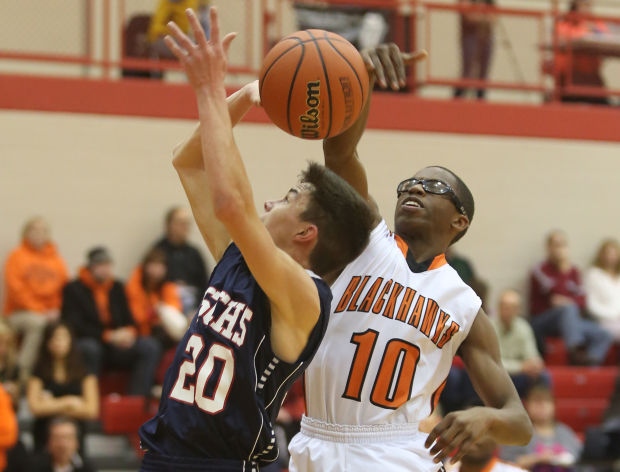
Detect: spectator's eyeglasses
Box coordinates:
(396, 178, 468, 218)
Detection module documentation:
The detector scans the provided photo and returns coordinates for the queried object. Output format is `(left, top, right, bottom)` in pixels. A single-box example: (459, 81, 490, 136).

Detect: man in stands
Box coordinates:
(32, 417, 94, 472)
(152, 207, 209, 314)
(492, 289, 549, 396)
(529, 231, 612, 365)
(61, 247, 161, 396)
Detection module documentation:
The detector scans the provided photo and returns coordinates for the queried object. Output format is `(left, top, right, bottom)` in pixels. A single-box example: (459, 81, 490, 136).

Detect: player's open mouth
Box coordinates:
(401, 197, 424, 211)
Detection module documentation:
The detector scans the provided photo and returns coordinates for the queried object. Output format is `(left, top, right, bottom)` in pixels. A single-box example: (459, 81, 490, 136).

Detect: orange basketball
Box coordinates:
(259, 30, 369, 140)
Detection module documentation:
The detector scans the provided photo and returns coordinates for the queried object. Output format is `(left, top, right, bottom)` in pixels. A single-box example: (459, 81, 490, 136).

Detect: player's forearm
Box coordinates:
(323, 76, 374, 167)
(196, 86, 255, 221)
(486, 398, 533, 445)
(173, 85, 254, 171)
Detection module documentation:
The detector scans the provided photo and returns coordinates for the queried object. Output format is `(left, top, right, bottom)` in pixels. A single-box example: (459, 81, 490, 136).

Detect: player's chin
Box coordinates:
(394, 210, 426, 232)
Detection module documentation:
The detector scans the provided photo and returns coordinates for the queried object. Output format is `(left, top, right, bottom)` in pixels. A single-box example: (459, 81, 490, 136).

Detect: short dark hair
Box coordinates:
(299, 163, 374, 276)
(165, 206, 184, 226)
(433, 166, 475, 245)
(48, 416, 79, 435)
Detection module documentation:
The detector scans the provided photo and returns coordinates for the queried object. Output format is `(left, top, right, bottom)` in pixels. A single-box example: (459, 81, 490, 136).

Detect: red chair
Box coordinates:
(100, 395, 157, 435)
(99, 371, 130, 396)
(544, 338, 569, 366)
(555, 398, 608, 435)
(550, 366, 618, 400)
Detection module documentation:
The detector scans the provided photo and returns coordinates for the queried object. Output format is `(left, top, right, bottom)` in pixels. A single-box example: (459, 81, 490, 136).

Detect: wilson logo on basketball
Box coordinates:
(339, 76, 354, 130)
(300, 80, 320, 139)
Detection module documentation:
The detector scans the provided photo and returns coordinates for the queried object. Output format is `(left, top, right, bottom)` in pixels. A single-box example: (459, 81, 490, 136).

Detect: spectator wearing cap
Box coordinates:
(61, 247, 161, 396)
(152, 207, 209, 314)
(529, 231, 612, 365)
(3, 217, 69, 383)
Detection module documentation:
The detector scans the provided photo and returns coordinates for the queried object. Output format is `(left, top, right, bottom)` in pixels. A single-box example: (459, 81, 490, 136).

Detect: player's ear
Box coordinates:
(294, 224, 318, 244)
(451, 214, 469, 234)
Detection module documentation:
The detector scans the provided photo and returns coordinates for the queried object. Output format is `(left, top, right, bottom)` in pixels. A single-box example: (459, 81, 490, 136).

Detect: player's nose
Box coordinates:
(264, 201, 274, 212)
(406, 182, 426, 197)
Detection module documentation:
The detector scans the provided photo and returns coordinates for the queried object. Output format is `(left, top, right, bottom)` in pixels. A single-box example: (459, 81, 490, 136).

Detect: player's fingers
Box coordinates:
(450, 436, 475, 464)
(164, 35, 187, 61)
(209, 6, 220, 44)
(186, 8, 208, 49)
(387, 43, 406, 87)
(425, 415, 453, 449)
(377, 44, 398, 90)
(222, 32, 237, 56)
(167, 21, 195, 54)
(366, 50, 387, 88)
(429, 421, 460, 456)
(402, 50, 428, 64)
(432, 431, 469, 464)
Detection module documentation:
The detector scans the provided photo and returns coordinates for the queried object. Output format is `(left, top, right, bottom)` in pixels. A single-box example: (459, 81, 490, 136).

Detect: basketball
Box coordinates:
(259, 30, 369, 140)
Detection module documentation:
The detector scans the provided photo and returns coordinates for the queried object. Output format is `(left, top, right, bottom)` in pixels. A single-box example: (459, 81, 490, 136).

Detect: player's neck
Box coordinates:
(399, 233, 447, 263)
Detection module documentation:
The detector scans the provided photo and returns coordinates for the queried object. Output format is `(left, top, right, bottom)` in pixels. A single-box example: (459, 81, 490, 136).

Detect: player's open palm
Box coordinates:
(425, 406, 492, 464)
(165, 7, 237, 92)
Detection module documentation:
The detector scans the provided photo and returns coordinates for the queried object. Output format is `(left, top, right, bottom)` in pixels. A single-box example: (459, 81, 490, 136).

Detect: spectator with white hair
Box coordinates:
(3, 217, 68, 383)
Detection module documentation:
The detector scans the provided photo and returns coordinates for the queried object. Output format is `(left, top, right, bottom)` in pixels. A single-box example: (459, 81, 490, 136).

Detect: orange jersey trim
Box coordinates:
(394, 234, 409, 258)
(428, 254, 447, 271)
(393, 234, 447, 272)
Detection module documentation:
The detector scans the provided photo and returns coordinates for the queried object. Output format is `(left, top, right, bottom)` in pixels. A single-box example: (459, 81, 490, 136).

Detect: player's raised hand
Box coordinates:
(361, 43, 427, 90)
(165, 7, 237, 92)
(242, 80, 261, 107)
(424, 407, 492, 464)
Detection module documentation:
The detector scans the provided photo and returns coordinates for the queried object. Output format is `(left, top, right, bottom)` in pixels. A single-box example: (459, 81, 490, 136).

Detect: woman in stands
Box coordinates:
(0, 321, 20, 406)
(585, 239, 620, 341)
(126, 248, 187, 350)
(26, 322, 99, 451)
(500, 382, 582, 471)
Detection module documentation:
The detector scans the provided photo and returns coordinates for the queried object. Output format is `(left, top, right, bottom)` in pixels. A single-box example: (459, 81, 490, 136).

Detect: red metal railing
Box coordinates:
(0, 0, 618, 102)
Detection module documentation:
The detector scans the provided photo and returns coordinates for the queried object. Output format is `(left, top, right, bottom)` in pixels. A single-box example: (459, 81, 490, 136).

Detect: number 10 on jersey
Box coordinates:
(343, 329, 420, 409)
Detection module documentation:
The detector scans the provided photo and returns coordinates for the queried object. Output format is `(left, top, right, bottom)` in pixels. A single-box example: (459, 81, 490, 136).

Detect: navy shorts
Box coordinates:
(140, 452, 261, 472)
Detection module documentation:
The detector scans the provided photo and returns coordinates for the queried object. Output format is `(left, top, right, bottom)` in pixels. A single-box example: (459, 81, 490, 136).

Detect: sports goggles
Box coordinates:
(396, 178, 468, 218)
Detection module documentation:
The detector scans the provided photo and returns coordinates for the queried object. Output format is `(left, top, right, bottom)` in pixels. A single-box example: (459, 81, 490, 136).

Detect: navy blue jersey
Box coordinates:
(139, 243, 331, 466)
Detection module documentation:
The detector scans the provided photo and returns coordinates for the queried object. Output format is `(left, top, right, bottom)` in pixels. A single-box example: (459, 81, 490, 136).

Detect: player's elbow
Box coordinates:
(213, 192, 246, 224)
(508, 408, 534, 446)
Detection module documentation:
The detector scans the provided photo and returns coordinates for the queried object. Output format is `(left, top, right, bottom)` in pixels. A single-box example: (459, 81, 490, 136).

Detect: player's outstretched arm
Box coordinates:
(424, 310, 532, 464)
(322, 45, 426, 214)
(172, 82, 260, 261)
(167, 8, 321, 363)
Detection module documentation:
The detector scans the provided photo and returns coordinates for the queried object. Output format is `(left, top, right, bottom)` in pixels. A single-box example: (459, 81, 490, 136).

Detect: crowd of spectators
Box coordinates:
(1, 209, 209, 470)
(2, 209, 619, 471)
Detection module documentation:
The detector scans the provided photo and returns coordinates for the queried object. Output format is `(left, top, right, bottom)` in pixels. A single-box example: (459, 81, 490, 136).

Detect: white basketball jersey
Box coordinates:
(304, 220, 481, 425)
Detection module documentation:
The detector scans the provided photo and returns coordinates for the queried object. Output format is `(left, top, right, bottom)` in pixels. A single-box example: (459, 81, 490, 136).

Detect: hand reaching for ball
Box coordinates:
(361, 44, 428, 90)
(165, 7, 236, 93)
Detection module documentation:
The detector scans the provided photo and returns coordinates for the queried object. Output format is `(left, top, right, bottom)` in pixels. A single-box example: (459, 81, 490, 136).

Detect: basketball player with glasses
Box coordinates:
(287, 45, 533, 471)
(138, 9, 375, 471)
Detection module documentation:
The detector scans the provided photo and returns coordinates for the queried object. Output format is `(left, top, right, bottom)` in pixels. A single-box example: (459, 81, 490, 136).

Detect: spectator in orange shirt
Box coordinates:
(554, 0, 609, 105)
(0, 383, 18, 471)
(126, 248, 187, 349)
(3, 217, 69, 383)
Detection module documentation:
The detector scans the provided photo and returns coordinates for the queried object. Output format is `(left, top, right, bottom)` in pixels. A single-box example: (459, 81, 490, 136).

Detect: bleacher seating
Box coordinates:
(544, 338, 620, 366)
(549, 365, 618, 435)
